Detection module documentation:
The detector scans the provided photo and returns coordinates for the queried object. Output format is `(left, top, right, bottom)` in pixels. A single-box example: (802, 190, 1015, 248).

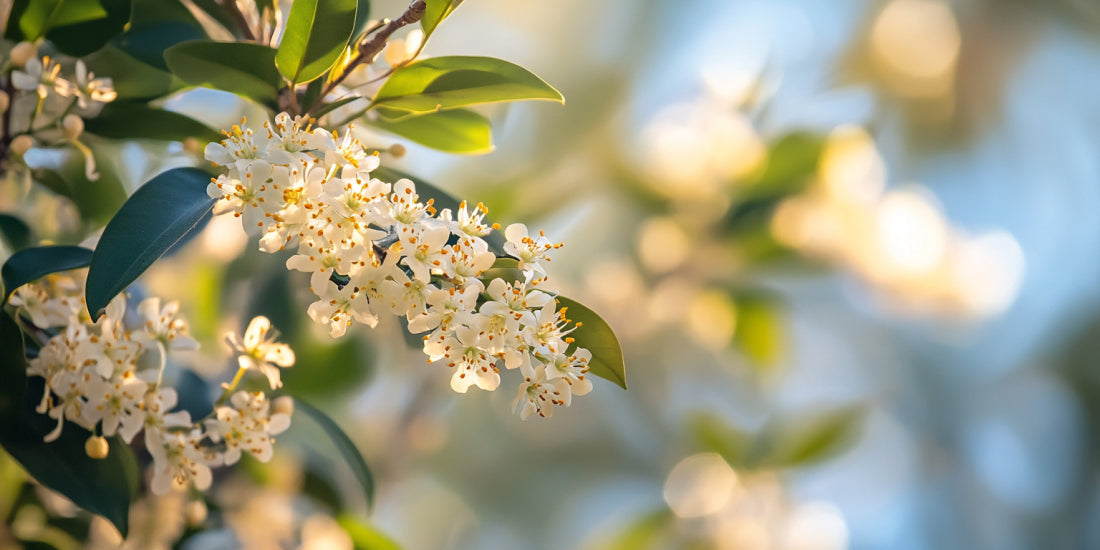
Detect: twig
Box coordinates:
(221, 0, 258, 41)
(303, 0, 426, 116)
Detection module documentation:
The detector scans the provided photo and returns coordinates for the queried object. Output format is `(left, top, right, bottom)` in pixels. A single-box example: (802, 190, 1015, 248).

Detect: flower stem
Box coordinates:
(215, 365, 248, 406)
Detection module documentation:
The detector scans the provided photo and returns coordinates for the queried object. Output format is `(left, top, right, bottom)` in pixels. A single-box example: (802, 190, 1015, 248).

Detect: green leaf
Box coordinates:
(370, 56, 563, 114)
(742, 132, 824, 199)
(313, 95, 363, 120)
(421, 0, 463, 39)
(0, 214, 32, 252)
(85, 45, 184, 101)
(690, 413, 755, 469)
(275, 0, 357, 84)
(338, 516, 402, 550)
(42, 0, 132, 57)
(2, 246, 92, 303)
(0, 313, 27, 427)
(350, 0, 372, 41)
(84, 102, 221, 143)
(165, 40, 283, 106)
(188, 0, 238, 35)
(128, 0, 201, 28)
(479, 257, 523, 285)
(367, 109, 493, 154)
(763, 406, 864, 468)
(733, 293, 785, 368)
(0, 379, 139, 537)
(115, 21, 207, 71)
(371, 166, 506, 254)
(85, 167, 215, 318)
(294, 400, 375, 509)
(554, 296, 626, 390)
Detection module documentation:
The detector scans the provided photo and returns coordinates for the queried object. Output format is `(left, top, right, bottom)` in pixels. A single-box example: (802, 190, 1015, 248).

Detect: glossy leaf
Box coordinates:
(275, 0, 357, 84)
(0, 313, 27, 427)
(115, 21, 206, 71)
(338, 516, 403, 550)
(85, 167, 215, 318)
(85, 45, 184, 101)
(7, 0, 130, 56)
(367, 109, 493, 154)
(554, 296, 626, 389)
(294, 399, 375, 509)
(84, 102, 221, 142)
(370, 56, 563, 113)
(165, 41, 283, 106)
(0, 214, 32, 252)
(421, 0, 463, 38)
(350, 0, 372, 41)
(1, 246, 92, 303)
(0, 379, 139, 537)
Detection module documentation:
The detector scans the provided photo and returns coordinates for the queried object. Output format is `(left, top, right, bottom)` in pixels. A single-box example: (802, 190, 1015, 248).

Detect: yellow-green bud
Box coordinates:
(0, 91, 9, 115)
(62, 114, 84, 140)
(85, 435, 109, 459)
(183, 137, 201, 155)
(10, 135, 34, 157)
(9, 42, 36, 67)
(389, 143, 407, 158)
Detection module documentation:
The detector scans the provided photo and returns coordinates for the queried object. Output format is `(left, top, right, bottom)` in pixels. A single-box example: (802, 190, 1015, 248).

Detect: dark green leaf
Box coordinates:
(2, 246, 92, 303)
(85, 167, 215, 318)
(367, 109, 492, 154)
(554, 296, 626, 389)
(0, 378, 139, 537)
(421, 0, 462, 39)
(294, 399, 375, 509)
(128, 0, 201, 28)
(338, 516, 402, 550)
(187, 0, 238, 35)
(165, 40, 283, 106)
(370, 56, 563, 113)
(84, 45, 184, 101)
(114, 21, 207, 71)
(275, 0, 357, 84)
(372, 166, 505, 254)
(0, 214, 32, 252)
(0, 313, 27, 427)
(42, 0, 132, 57)
(85, 102, 221, 142)
(350, 0, 371, 41)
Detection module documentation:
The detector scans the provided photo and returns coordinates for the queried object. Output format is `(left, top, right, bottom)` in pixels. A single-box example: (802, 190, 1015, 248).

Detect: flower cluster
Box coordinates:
(11, 270, 294, 494)
(2, 41, 117, 179)
(205, 113, 594, 419)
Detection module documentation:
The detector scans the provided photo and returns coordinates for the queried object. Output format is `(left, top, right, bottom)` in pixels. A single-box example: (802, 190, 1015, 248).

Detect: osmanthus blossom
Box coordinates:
(204, 113, 599, 420)
(225, 316, 296, 389)
(17, 269, 297, 495)
(512, 366, 571, 420)
(70, 60, 117, 108)
(11, 55, 66, 99)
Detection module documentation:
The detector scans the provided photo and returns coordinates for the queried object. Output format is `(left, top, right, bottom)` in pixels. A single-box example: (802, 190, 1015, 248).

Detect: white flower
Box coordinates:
(82, 372, 148, 442)
(512, 366, 570, 420)
(399, 224, 451, 283)
(205, 391, 290, 465)
(306, 282, 378, 337)
(133, 297, 199, 355)
(149, 429, 214, 494)
(544, 348, 593, 397)
(503, 223, 562, 281)
(434, 325, 500, 393)
(439, 200, 495, 238)
(11, 56, 67, 99)
(225, 316, 295, 389)
(71, 60, 116, 108)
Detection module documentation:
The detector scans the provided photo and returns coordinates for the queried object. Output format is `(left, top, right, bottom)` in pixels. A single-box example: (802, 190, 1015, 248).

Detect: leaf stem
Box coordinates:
(303, 0, 426, 116)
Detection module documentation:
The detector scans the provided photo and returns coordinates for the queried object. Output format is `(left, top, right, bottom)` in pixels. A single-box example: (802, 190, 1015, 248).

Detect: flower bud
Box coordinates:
(62, 114, 84, 140)
(85, 435, 109, 459)
(272, 395, 295, 417)
(389, 143, 407, 158)
(0, 91, 9, 115)
(9, 135, 34, 157)
(185, 500, 208, 527)
(183, 137, 201, 155)
(9, 42, 36, 67)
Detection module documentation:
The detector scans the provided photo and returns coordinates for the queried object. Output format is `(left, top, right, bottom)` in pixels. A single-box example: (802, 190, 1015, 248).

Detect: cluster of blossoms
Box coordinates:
(10, 270, 295, 494)
(205, 113, 595, 419)
(2, 41, 117, 178)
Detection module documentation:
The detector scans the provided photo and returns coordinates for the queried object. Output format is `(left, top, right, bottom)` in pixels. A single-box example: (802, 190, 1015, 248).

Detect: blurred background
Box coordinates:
(5, 0, 1100, 548)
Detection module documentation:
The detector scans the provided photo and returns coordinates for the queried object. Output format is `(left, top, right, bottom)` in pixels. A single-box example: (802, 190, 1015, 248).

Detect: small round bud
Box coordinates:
(389, 143, 407, 158)
(183, 137, 201, 155)
(62, 114, 84, 140)
(9, 135, 35, 157)
(85, 435, 109, 459)
(184, 500, 208, 527)
(9, 42, 36, 67)
(272, 395, 295, 417)
(0, 91, 9, 115)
